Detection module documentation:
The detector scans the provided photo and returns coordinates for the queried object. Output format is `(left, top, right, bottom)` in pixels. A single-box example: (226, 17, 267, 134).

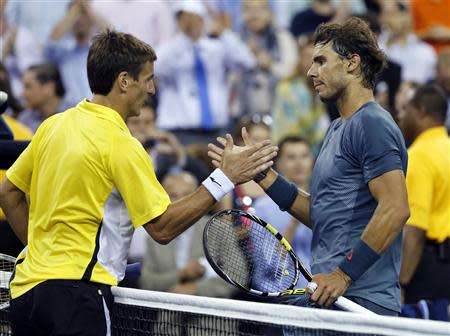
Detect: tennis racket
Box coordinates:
(0, 253, 16, 310)
(203, 209, 373, 314)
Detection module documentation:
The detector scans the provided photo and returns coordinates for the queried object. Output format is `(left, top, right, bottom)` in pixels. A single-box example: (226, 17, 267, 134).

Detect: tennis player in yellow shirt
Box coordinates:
(0, 30, 277, 335)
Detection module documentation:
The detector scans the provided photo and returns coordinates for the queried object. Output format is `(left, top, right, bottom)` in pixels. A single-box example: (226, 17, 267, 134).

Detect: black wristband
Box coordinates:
(265, 174, 298, 211)
(253, 168, 270, 183)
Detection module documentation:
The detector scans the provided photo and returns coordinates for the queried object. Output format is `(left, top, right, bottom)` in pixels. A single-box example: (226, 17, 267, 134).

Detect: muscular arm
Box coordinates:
(257, 169, 311, 228)
(144, 186, 215, 245)
(399, 225, 426, 286)
(360, 169, 410, 253)
(0, 178, 29, 244)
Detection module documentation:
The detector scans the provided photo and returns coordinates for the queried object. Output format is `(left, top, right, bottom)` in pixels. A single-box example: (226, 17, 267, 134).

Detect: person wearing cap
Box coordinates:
(155, 0, 256, 145)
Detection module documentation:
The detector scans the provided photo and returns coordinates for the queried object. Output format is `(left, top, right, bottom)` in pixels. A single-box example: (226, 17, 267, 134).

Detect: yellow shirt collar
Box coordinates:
(77, 99, 129, 132)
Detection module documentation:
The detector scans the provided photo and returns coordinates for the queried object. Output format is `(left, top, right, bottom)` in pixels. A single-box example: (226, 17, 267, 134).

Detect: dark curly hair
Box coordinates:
(314, 17, 386, 89)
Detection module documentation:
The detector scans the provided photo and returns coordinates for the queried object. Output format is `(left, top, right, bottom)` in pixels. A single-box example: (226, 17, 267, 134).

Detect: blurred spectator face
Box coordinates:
(437, 50, 450, 95)
(395, 81, 417, 118)
(397, 98, 419, 144)
(127, 104, 156, 144)
(276, 141, 313, 186)
(162, 173, 197, 201)
(178, 12, 204, 41)
(381, 2, 411, 37)
(243, 0, 272, 33)
(247, 123, 270, 143)
(22, 70, 54, 110)
(72, 5, 92, 40)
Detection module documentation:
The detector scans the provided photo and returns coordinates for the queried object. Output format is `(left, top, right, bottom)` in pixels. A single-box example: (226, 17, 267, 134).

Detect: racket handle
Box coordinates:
(306, 282, 375, 314)
(335, 296, 375, 314)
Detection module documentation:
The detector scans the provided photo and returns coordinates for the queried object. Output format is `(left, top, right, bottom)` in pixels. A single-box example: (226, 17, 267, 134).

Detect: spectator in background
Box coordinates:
(289, 0, 352, 39)
(253, 136, 314, 288)
(355, 13, 402, 116)
(46, 0, 110, 104)
(126, 98, 210, 185)
(410, 0, 450, 54)
(155, 1, 256, 145)
(290, 0, 336, 38)
(18, 64, 70, 133)
(434, 48, 450, 131)
(271, 35, 329, 157)
(91, 0, 175, 48)
(5, 0, 71, 45)
(379, 1, 437, 84)
(1, 0, 43, 97)
(397, 85, 450, 321)
(140, 171, 234, 298)
(237, 0, 297, 117)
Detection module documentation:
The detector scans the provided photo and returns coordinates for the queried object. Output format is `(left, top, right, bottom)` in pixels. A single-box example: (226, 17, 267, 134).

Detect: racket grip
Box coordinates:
(334, 297, 375, 314)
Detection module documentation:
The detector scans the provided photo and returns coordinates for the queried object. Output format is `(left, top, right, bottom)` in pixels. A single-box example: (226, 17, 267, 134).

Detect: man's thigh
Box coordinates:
(11, 280, 111, 336)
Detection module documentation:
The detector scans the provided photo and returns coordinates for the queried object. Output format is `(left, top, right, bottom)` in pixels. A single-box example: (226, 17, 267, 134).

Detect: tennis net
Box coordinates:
(1, 286, 450, 335)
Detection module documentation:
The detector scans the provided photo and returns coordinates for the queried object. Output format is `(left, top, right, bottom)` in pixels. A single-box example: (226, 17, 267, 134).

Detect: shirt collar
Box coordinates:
(77, 99, 129, 132)
(412, 126, 448, 146)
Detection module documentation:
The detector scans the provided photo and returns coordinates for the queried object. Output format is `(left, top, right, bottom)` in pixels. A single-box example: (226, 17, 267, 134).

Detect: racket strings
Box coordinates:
(206, 214, 297, 294)
(0, 255, 15, 309)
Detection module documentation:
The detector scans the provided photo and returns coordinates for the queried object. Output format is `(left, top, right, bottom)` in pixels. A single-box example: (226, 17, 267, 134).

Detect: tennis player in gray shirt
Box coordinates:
(208, 18, 409, 315)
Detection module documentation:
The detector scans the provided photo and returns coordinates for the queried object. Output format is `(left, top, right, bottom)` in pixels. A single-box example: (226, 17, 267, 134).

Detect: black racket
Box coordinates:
(203, 209, 372, 313)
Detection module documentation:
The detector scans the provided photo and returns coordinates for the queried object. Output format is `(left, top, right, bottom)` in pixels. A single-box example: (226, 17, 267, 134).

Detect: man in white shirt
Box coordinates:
(155, 1, 256, 145)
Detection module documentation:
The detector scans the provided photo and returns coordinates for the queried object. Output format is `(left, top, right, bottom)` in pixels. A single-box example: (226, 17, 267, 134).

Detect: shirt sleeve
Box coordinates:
(6, 141, 34, 194)
(109, 136, 170, 228)
(405, 151, 432, 231)
(351, 112, 405, 184)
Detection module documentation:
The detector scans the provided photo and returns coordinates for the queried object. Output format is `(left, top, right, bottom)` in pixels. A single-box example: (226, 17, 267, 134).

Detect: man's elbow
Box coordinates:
(143, 223, 174, 245)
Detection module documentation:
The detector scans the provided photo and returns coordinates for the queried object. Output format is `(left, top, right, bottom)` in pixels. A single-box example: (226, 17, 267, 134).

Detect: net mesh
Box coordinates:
(1, 286, 450, 336)
(206, 212, 297, 293)
(0, 254, 15, 311)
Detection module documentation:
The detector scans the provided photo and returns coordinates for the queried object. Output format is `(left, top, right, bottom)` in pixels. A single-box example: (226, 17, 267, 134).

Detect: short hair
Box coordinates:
(277, 135, 312, 159)
(27, 63, 66, 97)
(408, 84, 448, 123)
(87, 30, 157, 95)
(314, 17, 387, 89)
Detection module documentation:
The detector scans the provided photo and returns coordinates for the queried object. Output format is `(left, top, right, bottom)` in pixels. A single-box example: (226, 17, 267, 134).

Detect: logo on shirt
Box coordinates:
(210, 177, 222, 187)
(347, 250, 353, 261)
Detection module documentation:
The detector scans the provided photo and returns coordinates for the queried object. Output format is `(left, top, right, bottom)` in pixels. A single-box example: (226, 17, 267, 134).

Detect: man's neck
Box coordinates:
(91, 94, 127, 121)
(336, 83, 375, 120)
(39, 96, 61, 119)
(412, 120, 444, 143)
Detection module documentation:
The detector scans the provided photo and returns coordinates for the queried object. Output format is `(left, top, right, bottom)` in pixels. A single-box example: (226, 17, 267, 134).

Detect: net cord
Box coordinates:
(111, 287, 450, 336)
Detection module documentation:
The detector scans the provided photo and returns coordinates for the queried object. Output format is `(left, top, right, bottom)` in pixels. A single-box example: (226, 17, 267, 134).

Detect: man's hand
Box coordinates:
(309, 268, 352, 307)
(178, 260, 205, 282)
(208, 129, 277, 185)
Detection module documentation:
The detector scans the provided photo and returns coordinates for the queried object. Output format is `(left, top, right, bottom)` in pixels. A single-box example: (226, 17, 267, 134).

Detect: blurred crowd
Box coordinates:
(1, 0, 450, 322)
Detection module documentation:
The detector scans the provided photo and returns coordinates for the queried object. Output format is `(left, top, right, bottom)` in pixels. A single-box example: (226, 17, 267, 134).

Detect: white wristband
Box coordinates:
(202, 168, 235, 201)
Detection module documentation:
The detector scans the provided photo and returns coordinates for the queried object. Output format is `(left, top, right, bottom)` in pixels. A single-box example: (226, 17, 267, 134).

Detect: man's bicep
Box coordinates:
(368, 169, 408, 205)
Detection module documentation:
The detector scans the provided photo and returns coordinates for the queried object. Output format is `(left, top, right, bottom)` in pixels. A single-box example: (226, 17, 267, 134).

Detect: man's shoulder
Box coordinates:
(350, 102, 397, 131)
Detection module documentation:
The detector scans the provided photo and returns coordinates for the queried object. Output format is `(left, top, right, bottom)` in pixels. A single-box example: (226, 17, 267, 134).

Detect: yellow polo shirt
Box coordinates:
(405, 127, 450, 242)
(7, 100, 170, 299)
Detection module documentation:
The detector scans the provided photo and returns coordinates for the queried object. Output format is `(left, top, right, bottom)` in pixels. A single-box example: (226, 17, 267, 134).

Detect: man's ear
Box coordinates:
(346, 54, 361, 74)
(117, 71, 129, 92)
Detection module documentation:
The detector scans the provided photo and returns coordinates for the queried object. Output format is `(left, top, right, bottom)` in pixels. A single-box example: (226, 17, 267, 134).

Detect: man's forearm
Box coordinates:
(361, 202, 408, 254)
(258, 169, 311, 228)
(144, 186, 215, 244)
(0, 180, 29, 245)
(400, 225, 426, 285)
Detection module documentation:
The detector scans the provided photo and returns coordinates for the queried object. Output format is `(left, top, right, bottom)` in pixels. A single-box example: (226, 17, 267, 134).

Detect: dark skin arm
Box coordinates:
(400, 225, 426, 286)
(0, 178, 29, 245)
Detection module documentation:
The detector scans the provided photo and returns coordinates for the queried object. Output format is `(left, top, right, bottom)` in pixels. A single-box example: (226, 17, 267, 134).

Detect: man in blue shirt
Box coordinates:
(209, 18, 409, 315)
